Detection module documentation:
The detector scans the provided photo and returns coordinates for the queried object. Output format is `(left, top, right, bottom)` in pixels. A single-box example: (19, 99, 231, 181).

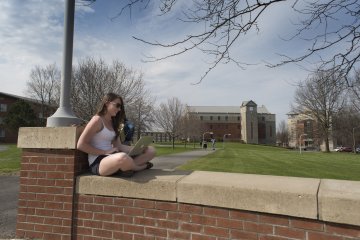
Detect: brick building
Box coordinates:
(287, 112, 335, 151)
(0, 92, 55, 143)
(188, 100, 276, 144)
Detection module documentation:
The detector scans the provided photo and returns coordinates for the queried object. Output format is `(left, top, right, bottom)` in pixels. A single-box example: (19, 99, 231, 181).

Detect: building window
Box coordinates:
(218, 116, 220, 120)
(200, 116, 203, 121)
(251, 122, 253, 139)
(0, 104, 7, 112)
(210, 116, 213, 120)
(237, 116, 240, 121)
(0, 129, 5, 138)
(262, 117, 265, 121)
(225, 116, 228, 121)
(0, 117, 3, 124)
(270, 126, 272, 137)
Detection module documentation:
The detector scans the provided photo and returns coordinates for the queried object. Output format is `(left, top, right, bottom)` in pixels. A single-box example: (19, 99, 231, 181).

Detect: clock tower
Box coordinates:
(240, 100, 258, 144)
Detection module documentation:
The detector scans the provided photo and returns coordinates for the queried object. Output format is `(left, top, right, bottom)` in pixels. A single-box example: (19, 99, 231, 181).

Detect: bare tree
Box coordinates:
(126, 92, 156, 140)
(109, 0, 360, 83)
(293, 69, 346, 152)
(276, 120, 289, 147)
(110, 60, 145, 107)
(71, 57, 152, 123)
(26, 63, 60, 105)
(71, 57, 111, 120)
(182, 106, 203, 148)
(350, 69, 360, 111)
(154, 97, 185, 149)
(332, 103, 360, 147)
(25, 63, 61, 123)
(272, 1, 360, 87)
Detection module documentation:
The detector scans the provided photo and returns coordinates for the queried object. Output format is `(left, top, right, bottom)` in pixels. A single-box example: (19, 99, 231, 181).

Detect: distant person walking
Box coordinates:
(203, 141, 208, 150)
(211, 138, 216, 150)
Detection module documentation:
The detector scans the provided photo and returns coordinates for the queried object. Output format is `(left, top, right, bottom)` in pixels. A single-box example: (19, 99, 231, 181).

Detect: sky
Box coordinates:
(0, 0, 316, 124)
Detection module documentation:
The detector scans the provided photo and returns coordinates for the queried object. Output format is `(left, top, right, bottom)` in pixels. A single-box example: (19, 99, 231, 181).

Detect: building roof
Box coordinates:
(1, 92, 41, 104)
(257, 105, 271, 114)
(188, 105, 272, 114)
(0, 92, 55, 107)
(188, 106, 241, 114)
(241, 100, 257, 107)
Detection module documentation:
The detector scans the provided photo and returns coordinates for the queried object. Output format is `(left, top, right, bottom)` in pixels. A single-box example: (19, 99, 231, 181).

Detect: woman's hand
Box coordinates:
(104, 147, 119, 155)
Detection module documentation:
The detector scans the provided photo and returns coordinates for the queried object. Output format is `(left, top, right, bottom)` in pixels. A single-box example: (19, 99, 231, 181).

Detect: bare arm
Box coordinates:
(77, 115, 118, 155)
(113, 136, 132, 154)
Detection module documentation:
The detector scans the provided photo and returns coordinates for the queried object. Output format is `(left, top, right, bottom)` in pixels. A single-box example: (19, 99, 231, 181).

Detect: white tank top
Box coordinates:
(88, 118, 116, 165)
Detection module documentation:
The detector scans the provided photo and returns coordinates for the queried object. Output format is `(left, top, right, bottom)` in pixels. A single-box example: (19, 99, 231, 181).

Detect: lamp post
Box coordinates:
(299, 133, 307, 154)
(352, 126, 360, 154)
(223, 134, 231, 149)
(47, 0, 81, 126)
(202, 131, 213, 149)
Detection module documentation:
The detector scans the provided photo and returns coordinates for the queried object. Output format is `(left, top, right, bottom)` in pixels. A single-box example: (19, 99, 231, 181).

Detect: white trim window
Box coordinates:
(0, 104, 7, 112)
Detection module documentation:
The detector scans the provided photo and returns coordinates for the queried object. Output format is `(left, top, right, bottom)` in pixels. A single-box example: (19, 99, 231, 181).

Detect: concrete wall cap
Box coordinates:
(319, 179, 360, 226)
(76, 169, 191, 201)
(17, 127, 83, 149)
(76, 170, 360, 226)
(177, 171, 320, 219)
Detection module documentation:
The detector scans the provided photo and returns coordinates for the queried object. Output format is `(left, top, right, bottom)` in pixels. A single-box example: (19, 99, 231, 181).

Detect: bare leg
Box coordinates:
(133, 146, 156, 167)
(98, 152, 147, 176)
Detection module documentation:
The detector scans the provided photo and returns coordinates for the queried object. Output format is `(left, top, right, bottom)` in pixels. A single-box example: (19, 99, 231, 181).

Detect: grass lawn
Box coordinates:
(178, 142, 360, 181)
(2, 142, 360, 181)
(0, 144, 22, 173)
(0, 143, 196, 174)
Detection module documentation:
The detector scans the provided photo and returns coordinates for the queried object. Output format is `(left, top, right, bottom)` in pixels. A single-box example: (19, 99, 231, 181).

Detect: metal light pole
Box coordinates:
(222, 133, 231, 149)
(202, 131, 213, 148)
(299, 133, 307, 154)
(47, 0, 81, 127)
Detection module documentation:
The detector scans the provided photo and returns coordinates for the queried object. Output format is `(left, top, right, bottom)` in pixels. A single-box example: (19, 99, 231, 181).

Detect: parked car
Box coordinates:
(334, 147, 343, 152)
(334, 146, 353, 152)
(340, 147, 352, 152)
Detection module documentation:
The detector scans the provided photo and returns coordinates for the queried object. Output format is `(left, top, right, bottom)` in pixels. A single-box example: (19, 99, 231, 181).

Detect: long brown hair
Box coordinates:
(96, 92, 125, 139)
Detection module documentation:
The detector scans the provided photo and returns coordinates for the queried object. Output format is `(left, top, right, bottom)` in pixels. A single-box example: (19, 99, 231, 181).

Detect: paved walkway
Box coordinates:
(0, 149, 215, 239)
(152, 149, 215, 170)
(0, 146, 9, 152)
(0, 175, 19, 239)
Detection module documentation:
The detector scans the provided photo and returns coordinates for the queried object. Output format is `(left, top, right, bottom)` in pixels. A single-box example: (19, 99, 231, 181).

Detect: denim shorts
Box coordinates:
(89, 155, 107, 175)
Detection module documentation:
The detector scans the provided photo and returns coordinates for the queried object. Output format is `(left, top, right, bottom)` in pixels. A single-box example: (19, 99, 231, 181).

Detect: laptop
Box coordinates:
(128, 136, 153, 157)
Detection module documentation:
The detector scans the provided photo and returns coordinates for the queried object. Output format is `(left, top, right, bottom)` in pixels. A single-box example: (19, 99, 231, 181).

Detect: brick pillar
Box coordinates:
(16, 127, 87, 240)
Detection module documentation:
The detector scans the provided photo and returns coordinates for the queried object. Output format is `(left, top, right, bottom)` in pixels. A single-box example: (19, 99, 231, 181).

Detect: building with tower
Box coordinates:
(187, 100, 276, 145)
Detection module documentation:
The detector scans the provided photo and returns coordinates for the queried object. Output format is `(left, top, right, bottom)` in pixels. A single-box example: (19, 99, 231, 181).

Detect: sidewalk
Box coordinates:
(0, 148, 215, 239)
(0, 175, 19, 240)
(152, 148, 215, 170)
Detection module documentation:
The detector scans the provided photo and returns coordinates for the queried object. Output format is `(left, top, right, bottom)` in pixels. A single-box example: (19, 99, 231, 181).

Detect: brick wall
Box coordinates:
(16, 148, 88, 240)
(74, 194, 360, 240)
(16, 148, 360, 240)
(15, 127, 360, 240)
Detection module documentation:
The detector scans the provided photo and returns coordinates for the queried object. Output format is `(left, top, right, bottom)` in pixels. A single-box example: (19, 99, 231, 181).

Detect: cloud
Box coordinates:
(0, 0, 98, 95)
(0, 0, 312, 125)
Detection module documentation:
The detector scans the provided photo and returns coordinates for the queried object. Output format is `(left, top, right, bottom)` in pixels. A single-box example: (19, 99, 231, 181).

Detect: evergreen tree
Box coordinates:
(4, 100, 38, 131)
